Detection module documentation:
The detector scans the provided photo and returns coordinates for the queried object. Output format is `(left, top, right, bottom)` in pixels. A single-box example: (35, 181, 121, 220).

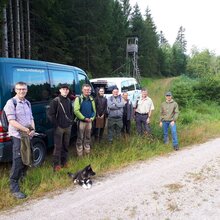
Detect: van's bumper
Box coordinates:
(0, 141, 12, 162)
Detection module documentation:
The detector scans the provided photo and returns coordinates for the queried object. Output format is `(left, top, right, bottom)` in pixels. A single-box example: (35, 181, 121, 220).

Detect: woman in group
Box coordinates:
(94, 87, 107, 142)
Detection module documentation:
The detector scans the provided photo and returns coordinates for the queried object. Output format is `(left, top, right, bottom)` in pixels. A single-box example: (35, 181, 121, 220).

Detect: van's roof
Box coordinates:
(90, 77, 137, 82)
(0, 57, 83, 71)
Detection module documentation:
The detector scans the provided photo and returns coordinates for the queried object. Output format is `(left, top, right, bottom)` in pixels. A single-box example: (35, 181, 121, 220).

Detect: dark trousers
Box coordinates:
(95, 127, 105, 141)
(122, 116, 131, 134)
(53, 126, 71, 166)
(108, 117, 123, 142)
(10, 137, 28, 193)
(94, 116, 106, 141)
(135, 113, 150, 135)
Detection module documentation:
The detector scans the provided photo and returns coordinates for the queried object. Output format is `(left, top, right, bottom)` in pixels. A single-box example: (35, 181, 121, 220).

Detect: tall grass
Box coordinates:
(1, 76, 220, 210)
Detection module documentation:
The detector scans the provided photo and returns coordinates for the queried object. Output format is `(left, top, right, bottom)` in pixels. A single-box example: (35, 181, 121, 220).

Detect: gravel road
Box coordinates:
(1, 138, 220, 220)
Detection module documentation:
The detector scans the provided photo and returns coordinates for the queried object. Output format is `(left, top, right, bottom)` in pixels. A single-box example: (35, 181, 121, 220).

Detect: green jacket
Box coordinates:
(160, 99, 179, 122)
(74, 95, 96, 121)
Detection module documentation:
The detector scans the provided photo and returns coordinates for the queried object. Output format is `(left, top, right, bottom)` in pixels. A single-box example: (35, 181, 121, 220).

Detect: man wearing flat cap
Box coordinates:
(159, 91, 179, 150)
(48, 83, 73, 171)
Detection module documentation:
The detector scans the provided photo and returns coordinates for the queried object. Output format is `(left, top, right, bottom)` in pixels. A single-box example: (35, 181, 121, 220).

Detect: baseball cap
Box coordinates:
(165, 91, 172, 96)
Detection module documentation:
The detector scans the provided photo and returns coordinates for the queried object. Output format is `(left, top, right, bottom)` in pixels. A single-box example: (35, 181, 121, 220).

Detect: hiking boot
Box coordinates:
(12, 191, 26, 199)
(77, 145, 83, 157)
(53, 165, 62, 172)
(84, 144, 91, 155)
(174, 145, 179, 151)
(61, 163, 69, 168)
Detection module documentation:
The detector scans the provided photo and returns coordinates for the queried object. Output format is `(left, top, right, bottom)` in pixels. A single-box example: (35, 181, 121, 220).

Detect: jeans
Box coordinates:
(162, 121, 178, 147)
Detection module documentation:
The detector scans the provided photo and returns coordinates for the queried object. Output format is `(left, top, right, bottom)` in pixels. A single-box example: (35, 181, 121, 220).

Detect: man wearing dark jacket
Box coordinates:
(48, 84, 73, 171)
(122, 92, 133, 135)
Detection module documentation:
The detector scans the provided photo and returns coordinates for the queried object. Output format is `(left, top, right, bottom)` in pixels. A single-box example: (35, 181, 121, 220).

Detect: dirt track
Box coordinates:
(1, 138, 220, 220)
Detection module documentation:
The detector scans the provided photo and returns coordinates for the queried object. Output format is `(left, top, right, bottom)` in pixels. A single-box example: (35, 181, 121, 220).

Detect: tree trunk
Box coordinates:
(2, 5, 9, 57)
(20, 0, 25, 58)
(15, 0, 21, 58)
(26, 0, 31, 59)
(9, 0, 15, 58)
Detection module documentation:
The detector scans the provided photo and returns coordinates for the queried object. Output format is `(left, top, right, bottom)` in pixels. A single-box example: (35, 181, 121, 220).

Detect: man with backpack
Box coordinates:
(74, 84, 96, 157)
(4, 82, 35, 199)
(48, 83, 73, 171)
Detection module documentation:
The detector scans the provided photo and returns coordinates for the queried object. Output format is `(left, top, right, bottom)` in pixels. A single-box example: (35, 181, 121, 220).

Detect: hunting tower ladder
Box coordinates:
(126, 36, 140, 82)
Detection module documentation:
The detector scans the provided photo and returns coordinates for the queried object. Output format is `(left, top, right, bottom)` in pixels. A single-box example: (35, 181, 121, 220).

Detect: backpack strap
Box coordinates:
(11, 98, 17, 107)
(78, 96, 82, 105)
(55, 96, 72, 122)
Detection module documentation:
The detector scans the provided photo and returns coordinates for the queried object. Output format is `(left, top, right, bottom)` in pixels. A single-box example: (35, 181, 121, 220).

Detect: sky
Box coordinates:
(130, 0, 220, 55)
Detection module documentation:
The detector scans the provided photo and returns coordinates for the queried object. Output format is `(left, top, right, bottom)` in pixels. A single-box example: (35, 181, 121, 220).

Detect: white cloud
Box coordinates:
(130, 0, 220, 55)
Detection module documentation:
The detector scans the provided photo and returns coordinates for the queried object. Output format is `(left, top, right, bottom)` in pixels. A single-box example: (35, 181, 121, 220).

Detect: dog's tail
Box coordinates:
(67, 172, 76, 179)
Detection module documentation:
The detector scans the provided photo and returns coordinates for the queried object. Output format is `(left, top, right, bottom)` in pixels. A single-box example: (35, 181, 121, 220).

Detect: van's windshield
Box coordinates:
(91, 81, 117, 95)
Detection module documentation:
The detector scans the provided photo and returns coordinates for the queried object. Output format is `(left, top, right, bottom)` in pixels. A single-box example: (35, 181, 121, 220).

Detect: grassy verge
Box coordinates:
(1, 76, 220, 210)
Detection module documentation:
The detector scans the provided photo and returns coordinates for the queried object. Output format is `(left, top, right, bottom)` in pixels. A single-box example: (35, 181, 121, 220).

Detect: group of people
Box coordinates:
(3, 81, 179, 199)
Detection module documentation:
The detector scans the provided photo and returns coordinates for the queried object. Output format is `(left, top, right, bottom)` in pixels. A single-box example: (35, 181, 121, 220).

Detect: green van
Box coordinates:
(0, 58, 92, 166)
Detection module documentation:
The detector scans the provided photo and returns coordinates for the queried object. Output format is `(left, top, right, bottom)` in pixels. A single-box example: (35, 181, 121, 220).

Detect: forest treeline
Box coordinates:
(1, 0, 220, 78)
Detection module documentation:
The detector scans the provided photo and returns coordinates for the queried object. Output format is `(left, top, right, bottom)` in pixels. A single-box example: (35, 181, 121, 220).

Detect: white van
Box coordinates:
(90, 77, 141, 106)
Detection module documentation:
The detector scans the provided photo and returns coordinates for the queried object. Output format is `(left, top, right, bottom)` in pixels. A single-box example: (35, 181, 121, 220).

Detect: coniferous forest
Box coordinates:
(0, 0, 194, 78)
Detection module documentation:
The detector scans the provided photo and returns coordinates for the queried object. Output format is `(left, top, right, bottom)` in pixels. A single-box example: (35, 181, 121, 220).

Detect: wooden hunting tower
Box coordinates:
(126, 36, 140, 80)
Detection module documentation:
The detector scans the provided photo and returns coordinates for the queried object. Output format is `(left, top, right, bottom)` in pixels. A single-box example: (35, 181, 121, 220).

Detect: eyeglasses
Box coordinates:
(16, 88, 27, 91)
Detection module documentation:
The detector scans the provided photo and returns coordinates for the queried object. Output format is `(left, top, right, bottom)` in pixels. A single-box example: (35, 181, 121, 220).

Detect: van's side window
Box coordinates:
(121, 80, 135, 92)
(121, 80, 129, 92)
(127, 79, 135, 91)
(50, 70, 75, 97)
(135, 82, 141, 90)
(12, 68, 51, 102)
(77, 73, 90, 91)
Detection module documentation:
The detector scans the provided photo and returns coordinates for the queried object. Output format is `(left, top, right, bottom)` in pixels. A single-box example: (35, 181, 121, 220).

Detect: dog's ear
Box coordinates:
(84, 164, 91, 170)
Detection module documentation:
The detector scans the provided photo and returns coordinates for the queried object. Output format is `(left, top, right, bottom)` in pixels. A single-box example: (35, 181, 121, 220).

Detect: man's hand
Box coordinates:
(159, 121, 163, 127)
(24, 127, 30, 135)
(147, 117, 150, 124)
(84, 118, 92, 122)
(28, 130, 35, 137)
(170, 121, 175, 126)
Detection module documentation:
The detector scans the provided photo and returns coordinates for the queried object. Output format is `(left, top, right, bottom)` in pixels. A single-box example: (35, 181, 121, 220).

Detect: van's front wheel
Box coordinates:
(32, 138, 46, 167)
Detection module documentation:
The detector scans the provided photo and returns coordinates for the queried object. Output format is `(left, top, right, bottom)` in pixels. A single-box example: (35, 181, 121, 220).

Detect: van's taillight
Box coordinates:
(0, 111, 11, 142)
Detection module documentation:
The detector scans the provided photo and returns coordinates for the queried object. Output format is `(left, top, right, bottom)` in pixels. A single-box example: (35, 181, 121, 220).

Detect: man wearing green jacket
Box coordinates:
(74, 84, 96, 156)
(159, 91, 179, 150)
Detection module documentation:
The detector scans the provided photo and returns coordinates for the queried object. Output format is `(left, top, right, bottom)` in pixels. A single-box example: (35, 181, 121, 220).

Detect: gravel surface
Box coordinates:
(1, 138, 220, 220)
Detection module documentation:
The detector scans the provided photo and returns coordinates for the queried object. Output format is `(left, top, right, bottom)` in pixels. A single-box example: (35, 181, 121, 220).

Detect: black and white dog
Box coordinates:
(68, 164, 96, 189)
